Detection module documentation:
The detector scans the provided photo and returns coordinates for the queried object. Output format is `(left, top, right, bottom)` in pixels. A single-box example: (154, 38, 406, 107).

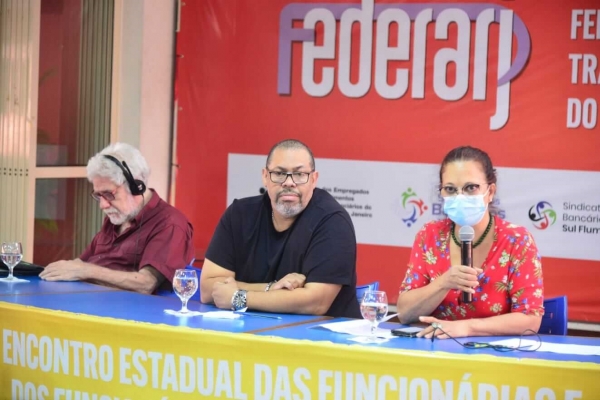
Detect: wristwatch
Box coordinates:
(231, 289, 248, 311)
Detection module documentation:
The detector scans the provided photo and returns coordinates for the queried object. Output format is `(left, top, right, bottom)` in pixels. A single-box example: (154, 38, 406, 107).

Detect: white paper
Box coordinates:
(201, 311, 241, 319)
(315, 319, 395, 339)
(348, 336, 390, 344)
(383, 313, 398, 322)
(163, 309, 203, 317)
(490, 339, 600, 356)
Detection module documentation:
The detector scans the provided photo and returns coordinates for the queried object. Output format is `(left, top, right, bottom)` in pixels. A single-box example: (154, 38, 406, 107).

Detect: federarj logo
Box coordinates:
(528, 201, 557, 230)
(278, 0, 532, 130)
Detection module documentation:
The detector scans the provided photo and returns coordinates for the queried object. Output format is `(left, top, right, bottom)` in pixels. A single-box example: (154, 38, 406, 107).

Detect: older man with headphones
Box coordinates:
(39, 143, 194, 294)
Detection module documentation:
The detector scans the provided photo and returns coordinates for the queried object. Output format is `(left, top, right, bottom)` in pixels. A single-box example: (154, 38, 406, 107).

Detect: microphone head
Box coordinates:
(458, 225, 475, 242)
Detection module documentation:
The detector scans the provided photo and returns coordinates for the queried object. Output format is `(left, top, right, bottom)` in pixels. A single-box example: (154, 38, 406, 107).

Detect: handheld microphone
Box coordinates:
(459, 225, 475, 303)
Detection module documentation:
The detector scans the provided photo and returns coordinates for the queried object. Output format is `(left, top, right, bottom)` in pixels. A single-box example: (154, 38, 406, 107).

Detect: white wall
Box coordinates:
(113, 0, 176, 200)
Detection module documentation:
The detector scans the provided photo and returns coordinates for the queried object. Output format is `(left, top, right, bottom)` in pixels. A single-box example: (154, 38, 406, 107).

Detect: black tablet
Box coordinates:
(0, 261, 44, 276)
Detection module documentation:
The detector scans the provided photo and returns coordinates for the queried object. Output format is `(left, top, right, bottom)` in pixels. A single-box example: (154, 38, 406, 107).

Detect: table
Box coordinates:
(0, 276, 119, 296)
(0, 289, 329, 333)
(257, 318, 600, 363)
(1, 282, 599, 399)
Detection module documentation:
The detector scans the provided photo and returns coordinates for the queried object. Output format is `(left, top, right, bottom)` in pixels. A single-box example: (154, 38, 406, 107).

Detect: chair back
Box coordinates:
(356, 281, 380, 302)
(539, 296, 568, 335)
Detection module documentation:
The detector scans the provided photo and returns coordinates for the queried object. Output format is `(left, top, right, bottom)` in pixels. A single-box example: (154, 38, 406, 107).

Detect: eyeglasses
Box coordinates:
(439, 183, 488, 197)
(90, 188, 118, 202)
(267, 170, 314, 184)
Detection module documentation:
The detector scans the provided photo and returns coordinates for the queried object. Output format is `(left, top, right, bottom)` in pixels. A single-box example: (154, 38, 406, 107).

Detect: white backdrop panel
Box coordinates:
(227, 154, 600, 262)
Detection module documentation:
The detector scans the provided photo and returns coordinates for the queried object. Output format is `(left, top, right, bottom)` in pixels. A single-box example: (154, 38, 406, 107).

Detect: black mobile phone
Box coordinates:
(391, 326, 423, 338)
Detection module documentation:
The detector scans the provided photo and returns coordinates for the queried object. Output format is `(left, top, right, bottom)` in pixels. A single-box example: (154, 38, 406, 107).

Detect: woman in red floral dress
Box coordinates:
(397, 146, 544, 339)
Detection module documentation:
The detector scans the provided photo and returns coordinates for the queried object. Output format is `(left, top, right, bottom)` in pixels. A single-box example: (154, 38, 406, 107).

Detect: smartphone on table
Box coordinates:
(390, 326, 424, 338)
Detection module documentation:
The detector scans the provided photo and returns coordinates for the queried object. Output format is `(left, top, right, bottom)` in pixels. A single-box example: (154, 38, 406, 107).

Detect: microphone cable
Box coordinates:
(430, 323, 543, 352)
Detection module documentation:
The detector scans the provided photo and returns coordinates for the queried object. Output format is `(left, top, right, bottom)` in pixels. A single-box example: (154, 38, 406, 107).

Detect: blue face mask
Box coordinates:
(443, 192, 488, 226)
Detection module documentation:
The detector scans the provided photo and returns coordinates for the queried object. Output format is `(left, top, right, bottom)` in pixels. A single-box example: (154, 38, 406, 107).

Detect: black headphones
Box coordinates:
(103, 155, 147, 196)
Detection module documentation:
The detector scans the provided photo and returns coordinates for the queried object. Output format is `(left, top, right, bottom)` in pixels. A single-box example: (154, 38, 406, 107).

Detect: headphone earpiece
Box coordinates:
(133, 179, 146, 196)
(121, 160, 146, 196)
(103, 155, 147, 196)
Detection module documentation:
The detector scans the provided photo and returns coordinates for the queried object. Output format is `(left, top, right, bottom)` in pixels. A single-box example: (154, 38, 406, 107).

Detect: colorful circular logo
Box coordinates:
(528, 201, 556, 230)
(401, 188, 428, 227)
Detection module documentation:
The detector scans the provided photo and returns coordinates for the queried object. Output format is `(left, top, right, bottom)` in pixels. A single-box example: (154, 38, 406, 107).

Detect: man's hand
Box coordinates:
(40, 260, 89, 282)
(212, 277, 239, 309)
(270, 273, 306, 291)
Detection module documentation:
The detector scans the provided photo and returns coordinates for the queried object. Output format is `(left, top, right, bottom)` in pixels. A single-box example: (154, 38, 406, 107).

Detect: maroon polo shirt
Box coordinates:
(80, 190, 194, 289)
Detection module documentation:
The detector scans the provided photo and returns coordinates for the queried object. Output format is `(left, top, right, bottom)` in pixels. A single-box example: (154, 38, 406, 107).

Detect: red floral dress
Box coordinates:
(399, 216, 544, 320)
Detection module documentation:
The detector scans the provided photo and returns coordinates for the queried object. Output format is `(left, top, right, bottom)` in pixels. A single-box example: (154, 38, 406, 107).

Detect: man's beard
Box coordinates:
(104, 199, 143, 225)
(274, 190, 304, 218)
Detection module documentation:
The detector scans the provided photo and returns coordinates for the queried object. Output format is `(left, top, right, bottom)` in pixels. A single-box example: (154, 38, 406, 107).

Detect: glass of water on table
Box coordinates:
(360, 290, 388, 343)
(0, 242, 28, 283)
(173, 269, 198, 313)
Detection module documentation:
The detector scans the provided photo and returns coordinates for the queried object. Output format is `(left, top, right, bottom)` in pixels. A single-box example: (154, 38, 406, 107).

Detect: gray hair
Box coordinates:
(86, 143, 150, 192)
(266, 139, 315, 170)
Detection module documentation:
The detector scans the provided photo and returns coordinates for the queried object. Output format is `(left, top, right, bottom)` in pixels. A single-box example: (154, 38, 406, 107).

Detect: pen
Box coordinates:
(235, 312, 282, 320)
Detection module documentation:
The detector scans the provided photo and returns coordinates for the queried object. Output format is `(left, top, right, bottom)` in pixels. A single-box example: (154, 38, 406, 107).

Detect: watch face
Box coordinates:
(233, 294, 241, 309)
(233, 290, 247, 311)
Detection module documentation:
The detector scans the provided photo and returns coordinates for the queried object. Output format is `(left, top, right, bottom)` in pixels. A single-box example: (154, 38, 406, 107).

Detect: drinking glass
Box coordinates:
(360, 290, 388, 342)
(0, 242, 25, 282)
(172, 269, 198, 313)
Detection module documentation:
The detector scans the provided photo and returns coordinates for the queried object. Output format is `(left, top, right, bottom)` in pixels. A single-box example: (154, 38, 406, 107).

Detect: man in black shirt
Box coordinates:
(201, 139, 361, 318)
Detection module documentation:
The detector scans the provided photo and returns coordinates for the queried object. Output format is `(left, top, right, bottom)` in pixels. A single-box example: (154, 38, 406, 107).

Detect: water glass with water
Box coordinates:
(360, 290, 388, 342)
(0, 242, 23, 282)
(173, 269, 198, 313)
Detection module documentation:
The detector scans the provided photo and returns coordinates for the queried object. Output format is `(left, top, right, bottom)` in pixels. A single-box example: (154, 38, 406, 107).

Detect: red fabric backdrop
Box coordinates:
(174, 0, 600, 321)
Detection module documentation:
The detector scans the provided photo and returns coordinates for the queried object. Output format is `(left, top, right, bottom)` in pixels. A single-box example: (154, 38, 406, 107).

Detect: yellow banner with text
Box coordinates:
(1, 302, 599, 400)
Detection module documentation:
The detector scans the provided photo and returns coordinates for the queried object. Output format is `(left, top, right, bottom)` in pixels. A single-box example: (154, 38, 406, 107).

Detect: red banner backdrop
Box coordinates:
(174, 0, 600, 322)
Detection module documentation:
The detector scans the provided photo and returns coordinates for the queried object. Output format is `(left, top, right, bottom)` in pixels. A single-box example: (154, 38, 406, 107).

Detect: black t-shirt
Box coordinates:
(206, 188, 361, 318)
